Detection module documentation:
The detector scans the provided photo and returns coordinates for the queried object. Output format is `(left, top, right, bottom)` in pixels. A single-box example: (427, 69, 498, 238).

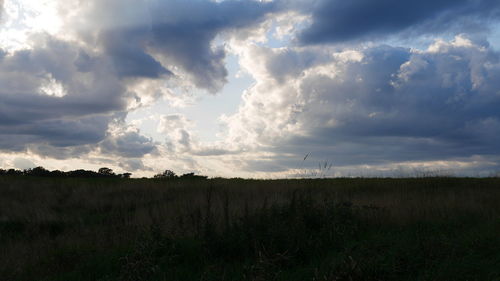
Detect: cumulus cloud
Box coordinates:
(99, 129, 158, 158)
(63, 0, 277, 93)
(3, 0, 500, 177)
(100, 28, 172, 79)
(222, 36, 500, 173)
(0, 0, 279, 170)
(119, 158, 150, 172)
(0, 35, 128, 153)
(158, 114, 194, 153)
(297, 0, 500, 44)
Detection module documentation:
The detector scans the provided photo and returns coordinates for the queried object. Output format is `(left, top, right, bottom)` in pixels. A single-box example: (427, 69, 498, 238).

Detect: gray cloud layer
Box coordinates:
(99, 130, 157, 158)
(0, 36, 125, 151)
(81, 0, 277, 92)
(298, 0, 500, 44)
(0, 0, 276, 161)
(225, 37, 500, 174)
(2, 0, 500, 176)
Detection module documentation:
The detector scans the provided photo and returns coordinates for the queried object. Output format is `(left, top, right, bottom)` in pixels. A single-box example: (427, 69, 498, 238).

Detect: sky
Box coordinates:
(1, 0, 500, 178)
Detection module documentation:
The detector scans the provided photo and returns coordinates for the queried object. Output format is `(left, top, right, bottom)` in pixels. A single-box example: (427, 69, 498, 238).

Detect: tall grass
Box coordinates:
(0, 176, 499, 280)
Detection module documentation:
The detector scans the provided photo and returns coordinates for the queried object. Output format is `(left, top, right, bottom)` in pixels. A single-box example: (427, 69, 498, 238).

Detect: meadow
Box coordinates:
(0, 176, 499, 280)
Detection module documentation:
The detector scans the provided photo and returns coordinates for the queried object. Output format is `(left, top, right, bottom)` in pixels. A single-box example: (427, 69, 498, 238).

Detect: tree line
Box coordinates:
(0, 166, 207, 179)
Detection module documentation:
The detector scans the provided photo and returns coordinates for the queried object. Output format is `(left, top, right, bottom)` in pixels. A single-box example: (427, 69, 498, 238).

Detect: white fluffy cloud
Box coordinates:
(158, 114, 194, 153)
(217, 36, 500, 175)
(0, 0, 277, 172)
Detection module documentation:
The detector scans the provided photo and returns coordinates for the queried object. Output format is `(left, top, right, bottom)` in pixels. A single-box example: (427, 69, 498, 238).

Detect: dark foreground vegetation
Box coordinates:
(0, 176, 499, 281)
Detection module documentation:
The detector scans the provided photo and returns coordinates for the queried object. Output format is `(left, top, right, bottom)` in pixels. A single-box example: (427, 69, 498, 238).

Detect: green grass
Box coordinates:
(0, 176, 499, 280)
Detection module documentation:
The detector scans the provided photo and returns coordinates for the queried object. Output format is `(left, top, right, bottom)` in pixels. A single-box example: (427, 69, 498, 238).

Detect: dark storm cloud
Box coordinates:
(148, 0, 277, 92)
(89, 0, 277, 92)
(0, 38, 125, 120)
(0, 116, 111, 147)
(298, 0, 500, 44)
(0, 35, 134, 156)
(100, 28, 172, 79)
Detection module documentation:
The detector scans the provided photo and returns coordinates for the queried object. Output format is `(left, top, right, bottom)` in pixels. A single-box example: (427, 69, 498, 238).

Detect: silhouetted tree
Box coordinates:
(120, 173, 132, 179)
(154, 169, 177, 179)
(24, 166, 51, 177)
(98, 167, 115, 177)
(180, 172, 208, 180)
(6, 169, 22, 176)
(49, 170, 66, 177)
(67, 169, 99, 178)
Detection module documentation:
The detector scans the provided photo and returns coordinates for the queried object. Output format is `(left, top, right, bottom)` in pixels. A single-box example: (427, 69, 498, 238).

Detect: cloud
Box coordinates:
(150, 0, 277, 92)
(119, 158, 150, 172)
(65, 0, 277, 93)
(191, 147, 242, 156)
(222, 36, 500, 174)
(28, 144, 93, 160)
(4, 0, 500, 178)
(158, 114, 194, 153)
(12, 158, 36, 170)
(0, 35, 129, 153)
(100, 27, 172, 79)
(99, 126, 158, 158)
(297, 0, 500, 44)
(0, 0, 278, 167)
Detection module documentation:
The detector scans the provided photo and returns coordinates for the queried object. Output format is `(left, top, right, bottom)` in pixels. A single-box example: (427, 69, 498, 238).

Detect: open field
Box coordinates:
(1, 176, 499, 280)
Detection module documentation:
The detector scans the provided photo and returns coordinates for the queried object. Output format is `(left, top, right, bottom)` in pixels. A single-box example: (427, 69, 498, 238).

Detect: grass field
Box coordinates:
(1, 176, 499, 280)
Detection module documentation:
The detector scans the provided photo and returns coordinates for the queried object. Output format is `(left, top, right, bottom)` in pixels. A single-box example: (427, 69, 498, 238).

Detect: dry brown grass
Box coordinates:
(0, 176, 499, 280)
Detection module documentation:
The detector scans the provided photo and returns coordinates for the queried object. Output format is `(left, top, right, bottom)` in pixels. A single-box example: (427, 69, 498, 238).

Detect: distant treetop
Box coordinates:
(153, 170, 208, 180)
(154, 169, 177, 179)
